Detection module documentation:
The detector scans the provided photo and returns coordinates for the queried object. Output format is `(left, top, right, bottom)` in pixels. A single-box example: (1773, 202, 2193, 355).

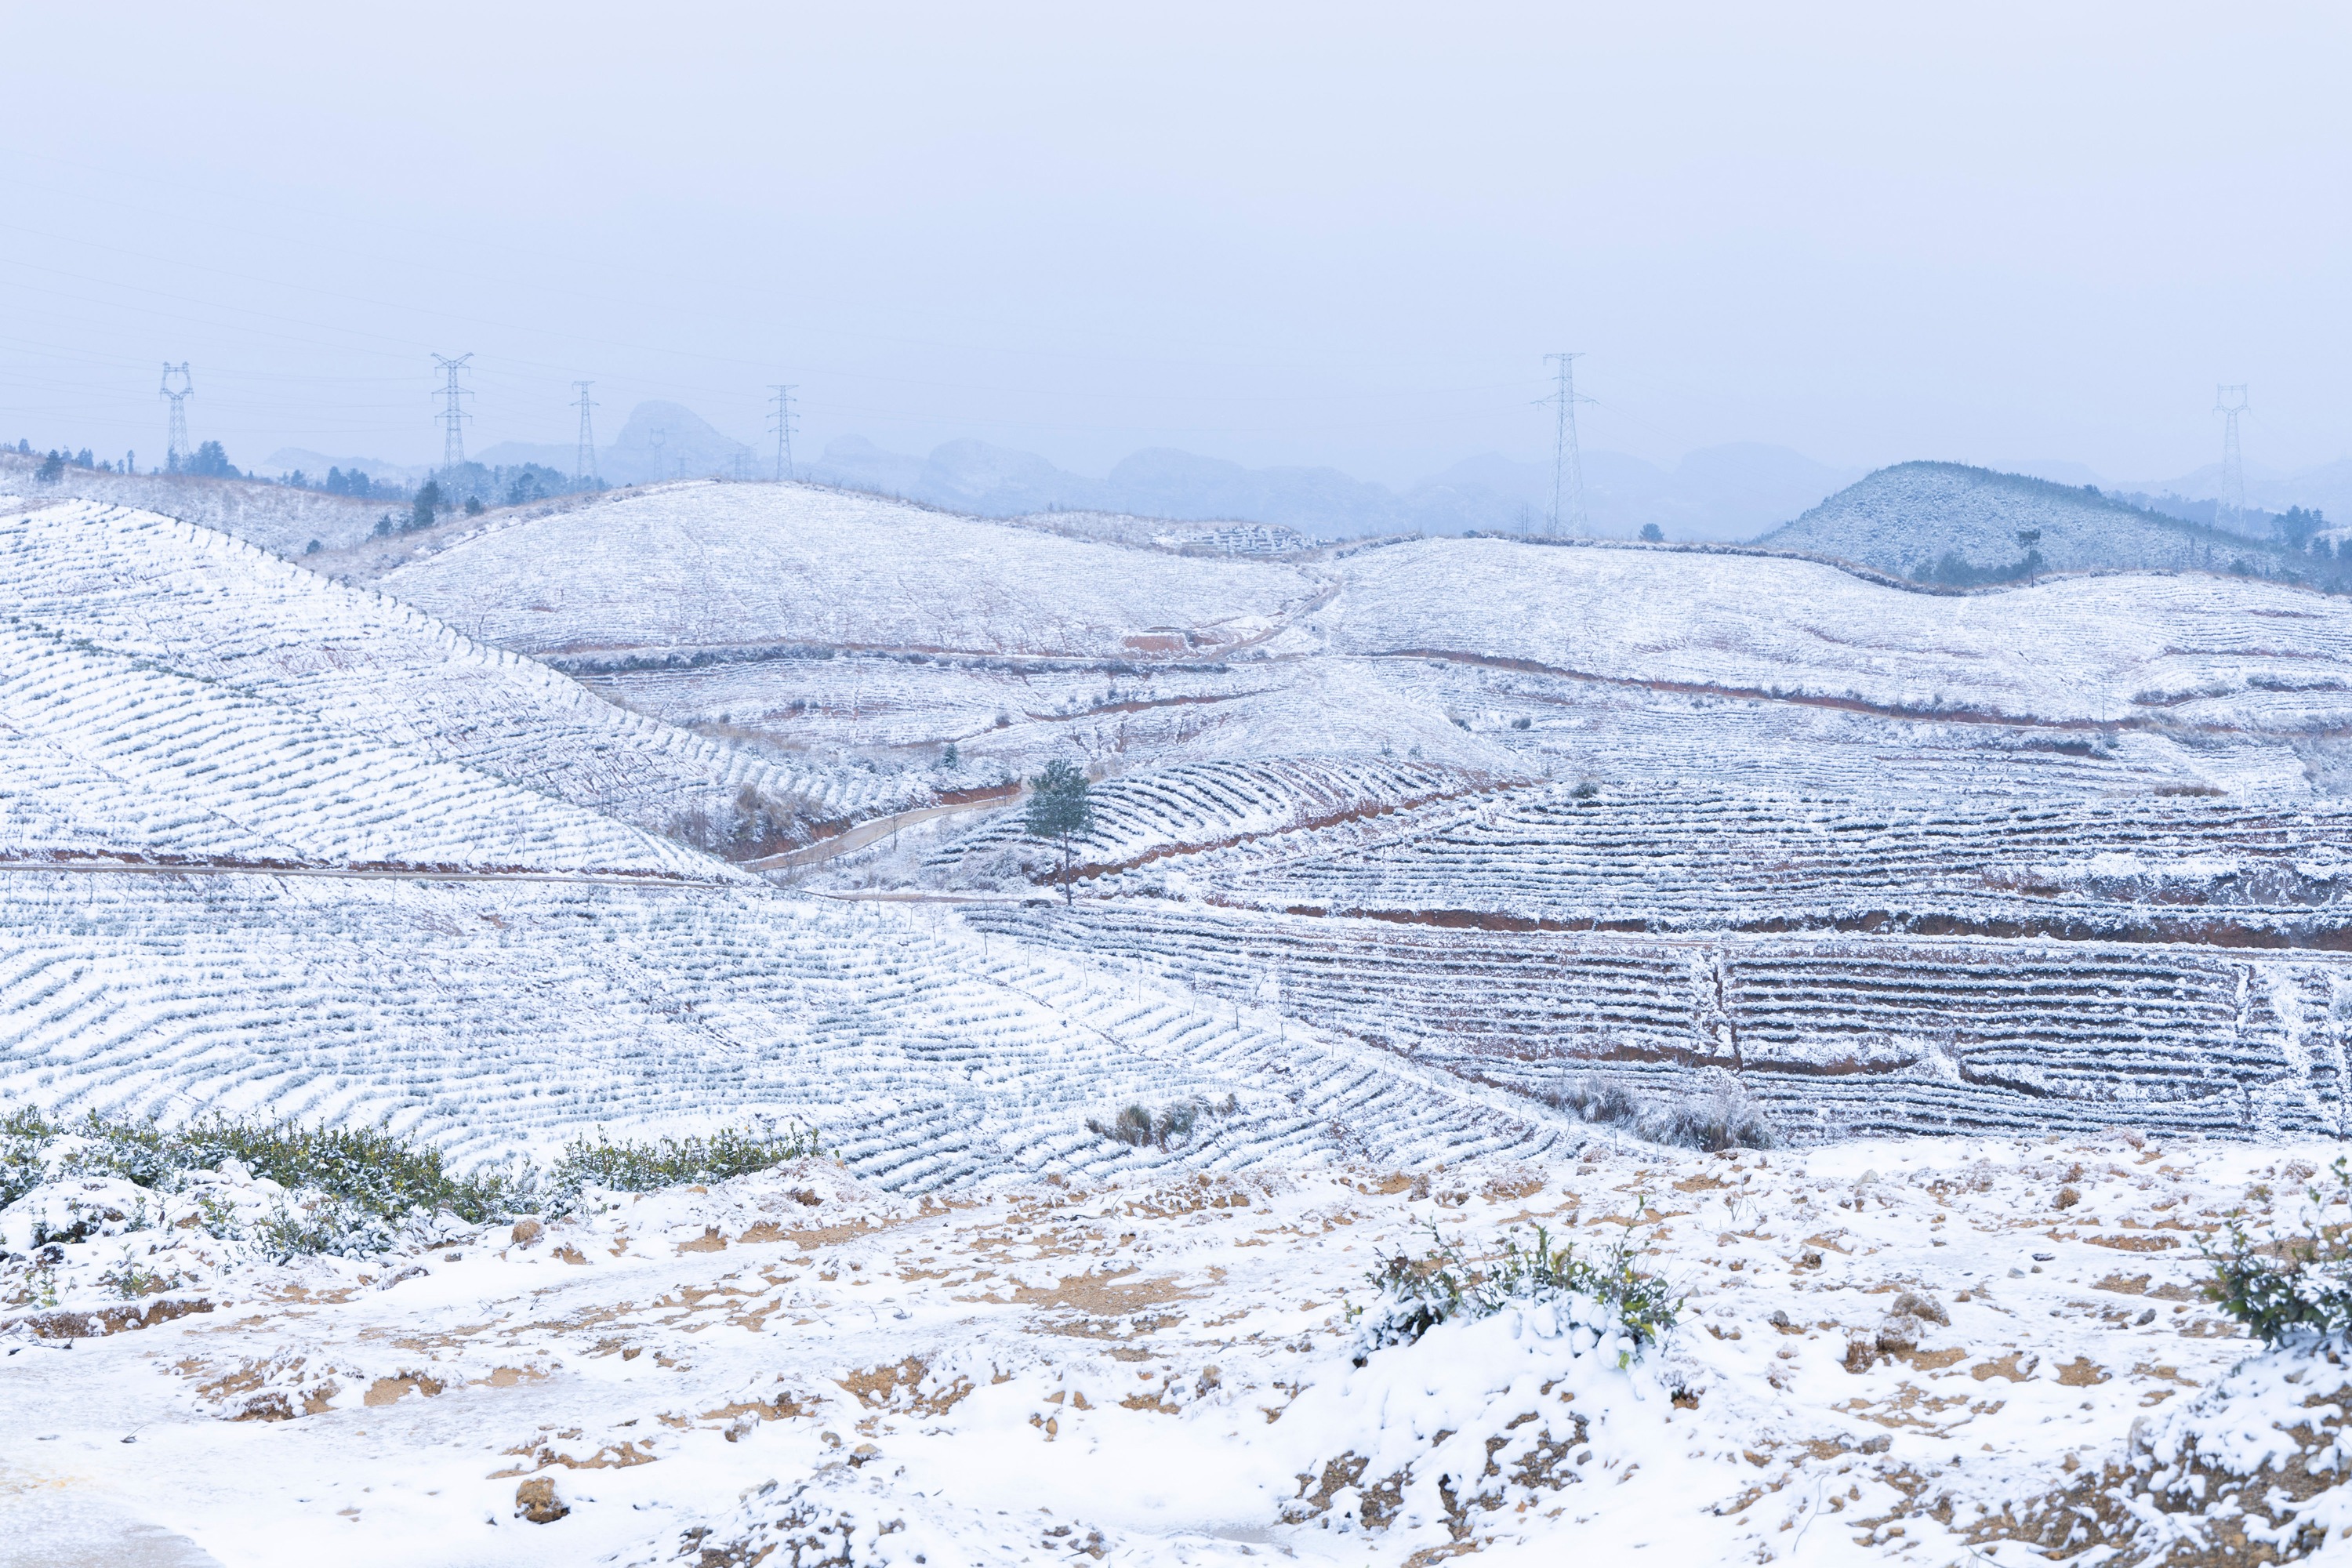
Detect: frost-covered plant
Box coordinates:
(1087, 1094, 1239, 1151)
(2205, 1156, 2352, 1347)
(1352, 1221, 1682, 1360)
(1536, 1075, 1775, 1152)
(543, 1122, 821, 1217)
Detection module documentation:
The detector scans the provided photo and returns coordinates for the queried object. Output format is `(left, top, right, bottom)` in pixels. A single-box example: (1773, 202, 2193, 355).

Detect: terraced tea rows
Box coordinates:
(1096, 783, 2352, 942)
(0, 501, 922, 858)
(0, 870, 1559, 1184)
(927, 756, 1490, 879)
(961, 899, 2352, 1142)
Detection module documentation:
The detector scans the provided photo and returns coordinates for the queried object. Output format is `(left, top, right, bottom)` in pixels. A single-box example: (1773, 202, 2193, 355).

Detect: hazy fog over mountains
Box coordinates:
(268, 392, 2352, 547)
(275, 401, 1865, 541)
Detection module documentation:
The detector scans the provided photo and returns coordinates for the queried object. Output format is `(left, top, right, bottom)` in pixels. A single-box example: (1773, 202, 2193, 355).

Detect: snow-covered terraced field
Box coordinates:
(927, 756, 1492, 880)
(0, 870, 1557, 1185)
(962, 898, 2352, 1142)
(0, 501, 922, 861)
(1095, 782, 2352, 939)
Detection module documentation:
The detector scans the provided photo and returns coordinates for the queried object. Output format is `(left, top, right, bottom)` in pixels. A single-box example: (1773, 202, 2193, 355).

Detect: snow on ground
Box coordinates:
(5, 1131, 2338, 1566)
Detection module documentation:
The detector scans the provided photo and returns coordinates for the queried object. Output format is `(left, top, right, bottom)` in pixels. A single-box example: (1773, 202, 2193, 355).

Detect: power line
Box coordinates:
(158, 362, 192, 472)
(768, 383, 798, 481)
(2215, 383, 2249, 519)
(572, 379, 597, 485)
(432, 352, 474, 472)
(1537, 352, 1591, 537)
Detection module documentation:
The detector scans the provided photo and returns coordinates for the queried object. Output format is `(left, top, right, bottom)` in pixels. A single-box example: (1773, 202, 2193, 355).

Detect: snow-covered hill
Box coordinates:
(1760, 460, 2310, 582)
(367, 481, 2352, 819)
(0, 500, 922, 866)
(378, 481, 1317, 662)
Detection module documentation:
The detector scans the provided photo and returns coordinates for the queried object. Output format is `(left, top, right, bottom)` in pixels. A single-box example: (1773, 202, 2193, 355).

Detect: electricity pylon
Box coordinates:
(1536, 354, 1591, 536)
(2215, 384, 2249, 520)
(432, 353, 474, 472)
(158, 363, 193, 472)
(572, 381, 597, 484)
(768, 384, 798, 481)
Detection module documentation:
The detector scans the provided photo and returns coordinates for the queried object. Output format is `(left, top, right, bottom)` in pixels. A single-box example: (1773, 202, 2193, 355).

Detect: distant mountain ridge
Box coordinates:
(252, 398, 1856, 539)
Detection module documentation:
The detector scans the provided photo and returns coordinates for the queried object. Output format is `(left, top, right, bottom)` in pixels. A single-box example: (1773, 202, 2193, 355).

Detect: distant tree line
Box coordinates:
(10, 434, 597, 520)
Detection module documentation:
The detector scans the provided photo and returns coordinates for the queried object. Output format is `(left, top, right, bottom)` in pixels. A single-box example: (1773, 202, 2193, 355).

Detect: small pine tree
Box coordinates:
(1023, 759, 1095, 905)
(35, 451, 64, 482)
(1639, 522, 1664, 542)
(411, 479, 443, 532)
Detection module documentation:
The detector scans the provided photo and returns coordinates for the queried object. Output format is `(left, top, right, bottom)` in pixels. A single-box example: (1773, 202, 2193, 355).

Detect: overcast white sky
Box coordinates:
(2, 2, 2345, 485)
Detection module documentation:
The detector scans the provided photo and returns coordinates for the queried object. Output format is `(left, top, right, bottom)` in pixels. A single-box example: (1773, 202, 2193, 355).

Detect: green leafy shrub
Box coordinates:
(2205, 1157, 2352, 1346)
(5, 1109, 826, 1254)
(4, 1107, 522, 1256)
(543, 1123, 820, 1215)
(1353, 1221, 1682, 1361)
(2, 1105, 53, 1208)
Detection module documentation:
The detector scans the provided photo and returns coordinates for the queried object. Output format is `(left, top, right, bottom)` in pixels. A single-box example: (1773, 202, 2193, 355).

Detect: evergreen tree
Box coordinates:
(1023, 760, 1095, 905)
(184, 441, 237, 477)
(410, 479, 443, 532)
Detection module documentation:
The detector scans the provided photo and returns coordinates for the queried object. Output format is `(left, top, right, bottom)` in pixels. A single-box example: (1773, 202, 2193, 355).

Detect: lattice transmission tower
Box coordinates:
(768, 384, 798, 481)
(1536, 353, 1592, 537)
(432, 353, 474, 473)
(2216, 383, 2249, 520)
(158, 363, 193, 473)
(572, 381, 598, 485)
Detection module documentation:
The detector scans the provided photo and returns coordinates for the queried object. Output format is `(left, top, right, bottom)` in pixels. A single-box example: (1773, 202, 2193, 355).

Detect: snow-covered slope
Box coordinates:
(1319, 532, 2352, 731)
(1759, 460, 2302, 581)
(378, 481, 1319, 662)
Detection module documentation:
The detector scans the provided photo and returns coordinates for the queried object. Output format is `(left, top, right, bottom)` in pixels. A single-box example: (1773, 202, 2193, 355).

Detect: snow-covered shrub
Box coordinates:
(1085, 1094, 1239, 1150)
(1537, 1074, 1775, 1152)
(2, 1109, 517, 1257)
(2207, 1156, 2352, 1346)
(542, 1122, 821, 1216)
(1352, 1223, 1682, 1361)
